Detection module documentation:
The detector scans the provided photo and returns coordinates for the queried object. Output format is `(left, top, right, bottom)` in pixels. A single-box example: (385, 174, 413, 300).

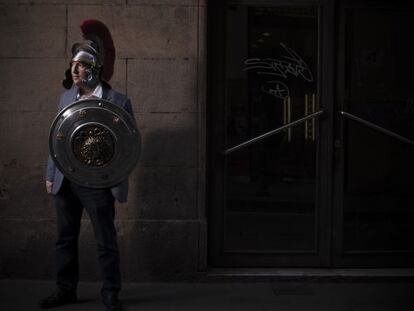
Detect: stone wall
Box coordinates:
(0, 0, 207, 281)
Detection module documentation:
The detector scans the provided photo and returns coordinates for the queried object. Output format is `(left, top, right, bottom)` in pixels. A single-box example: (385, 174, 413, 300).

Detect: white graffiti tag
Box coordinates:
(244, 43, 313, 82)
(261, 81, 290, 99)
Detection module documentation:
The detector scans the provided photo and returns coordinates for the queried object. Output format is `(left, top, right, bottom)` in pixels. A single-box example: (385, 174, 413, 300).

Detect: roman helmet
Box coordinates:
(62, 20, 116, 89)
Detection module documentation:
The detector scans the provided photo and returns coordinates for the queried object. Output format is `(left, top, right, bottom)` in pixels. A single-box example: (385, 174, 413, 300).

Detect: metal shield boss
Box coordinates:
(49, 99, 140, 188)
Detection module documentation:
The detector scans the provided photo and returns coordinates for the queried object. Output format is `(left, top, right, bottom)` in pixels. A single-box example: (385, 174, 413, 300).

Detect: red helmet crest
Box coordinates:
(80, 19, 115, 82)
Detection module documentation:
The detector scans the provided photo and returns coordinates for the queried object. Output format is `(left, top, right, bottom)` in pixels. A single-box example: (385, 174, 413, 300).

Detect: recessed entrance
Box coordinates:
(208, 0, 414, 268)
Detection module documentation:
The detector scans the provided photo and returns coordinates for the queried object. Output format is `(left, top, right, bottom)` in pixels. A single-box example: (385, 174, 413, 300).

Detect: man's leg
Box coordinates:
(70, 183, 121, 310)
(39, 180, 82, 308)
(55, 180, 83, 292)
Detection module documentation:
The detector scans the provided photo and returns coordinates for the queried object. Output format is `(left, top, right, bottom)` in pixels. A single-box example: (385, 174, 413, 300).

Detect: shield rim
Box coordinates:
(49, 98, 140, 188)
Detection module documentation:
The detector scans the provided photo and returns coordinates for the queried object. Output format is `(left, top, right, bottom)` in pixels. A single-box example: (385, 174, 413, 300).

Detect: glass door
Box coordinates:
(209, 1, 330, 267)
(334, 2, 414, 267)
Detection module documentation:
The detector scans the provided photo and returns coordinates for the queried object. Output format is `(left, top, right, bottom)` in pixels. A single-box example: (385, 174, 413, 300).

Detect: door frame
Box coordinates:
(207, 0, 336, 267)
(333, 0, 414, 267)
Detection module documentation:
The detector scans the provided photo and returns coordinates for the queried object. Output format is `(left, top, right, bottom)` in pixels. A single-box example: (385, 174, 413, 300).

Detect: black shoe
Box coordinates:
(38, 289, 77, 308)
(102, 292, 122, 310)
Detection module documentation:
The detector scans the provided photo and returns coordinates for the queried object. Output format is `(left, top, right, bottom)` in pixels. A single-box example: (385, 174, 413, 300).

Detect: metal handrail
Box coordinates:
(223, 110, 324, 155)
(339, 111, 414, 147)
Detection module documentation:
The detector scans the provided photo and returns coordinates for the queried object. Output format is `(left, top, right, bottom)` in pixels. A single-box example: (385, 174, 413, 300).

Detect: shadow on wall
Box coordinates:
(117, 123, 200, 281)
(127, 118, 198, 220)
(0, 122, 199, 281)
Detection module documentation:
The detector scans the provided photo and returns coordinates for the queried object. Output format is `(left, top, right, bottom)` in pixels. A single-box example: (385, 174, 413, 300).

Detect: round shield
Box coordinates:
(49, 98, 140, 188)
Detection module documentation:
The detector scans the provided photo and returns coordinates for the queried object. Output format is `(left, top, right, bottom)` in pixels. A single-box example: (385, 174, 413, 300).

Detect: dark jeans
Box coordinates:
(55, 179, 121, 294)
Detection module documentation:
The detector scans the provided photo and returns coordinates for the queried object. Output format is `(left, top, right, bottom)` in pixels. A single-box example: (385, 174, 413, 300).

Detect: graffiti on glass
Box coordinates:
(244, 43, 313, 98)
(261, 80, 290, 98)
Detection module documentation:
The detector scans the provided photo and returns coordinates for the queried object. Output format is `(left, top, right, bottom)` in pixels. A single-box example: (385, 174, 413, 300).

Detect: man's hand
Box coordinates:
(46, 181, 53, 194)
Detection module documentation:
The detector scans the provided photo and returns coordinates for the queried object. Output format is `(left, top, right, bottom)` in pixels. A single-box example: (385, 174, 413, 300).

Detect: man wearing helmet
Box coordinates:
(70, 42, 102, 92)
(40, 21, 132, 311)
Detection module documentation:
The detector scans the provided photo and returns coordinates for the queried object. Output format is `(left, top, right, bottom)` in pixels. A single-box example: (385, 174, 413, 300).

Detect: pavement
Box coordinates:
(1, 278, 414, 311)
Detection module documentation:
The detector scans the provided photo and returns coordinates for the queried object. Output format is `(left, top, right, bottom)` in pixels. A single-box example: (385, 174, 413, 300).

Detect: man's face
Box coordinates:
(71, 61, 89, 86)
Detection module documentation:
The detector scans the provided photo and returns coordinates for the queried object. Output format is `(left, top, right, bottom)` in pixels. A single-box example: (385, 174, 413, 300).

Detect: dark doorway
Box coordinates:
(208, 0, 414, 267)
(334, 2, 414, 267)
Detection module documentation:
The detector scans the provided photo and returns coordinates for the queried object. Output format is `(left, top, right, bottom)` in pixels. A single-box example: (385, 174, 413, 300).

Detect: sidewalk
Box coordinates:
(1, 279, 413, 311)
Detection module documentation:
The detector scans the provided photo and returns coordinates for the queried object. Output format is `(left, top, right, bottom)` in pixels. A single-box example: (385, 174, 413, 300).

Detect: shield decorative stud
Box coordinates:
(49, 99, 140, 188)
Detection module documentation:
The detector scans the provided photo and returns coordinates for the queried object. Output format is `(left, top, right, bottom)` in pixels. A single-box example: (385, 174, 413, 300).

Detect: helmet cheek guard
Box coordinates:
(82, 66, 101, 89)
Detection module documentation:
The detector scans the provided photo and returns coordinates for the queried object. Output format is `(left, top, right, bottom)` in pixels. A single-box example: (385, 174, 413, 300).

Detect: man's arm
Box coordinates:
(123, 98, 135, 120)
(121, 97, 137, 127)
(46, 155, 55, 194)
(45, 92, 67, 194)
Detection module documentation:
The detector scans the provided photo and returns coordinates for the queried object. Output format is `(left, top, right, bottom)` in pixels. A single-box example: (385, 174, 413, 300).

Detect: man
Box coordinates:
(40, 20, 133, 311)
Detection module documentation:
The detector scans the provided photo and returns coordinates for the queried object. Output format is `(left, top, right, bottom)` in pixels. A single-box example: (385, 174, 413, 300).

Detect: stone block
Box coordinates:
(197, 5, 207, 146)
(119, 220, 200, 280)
(135, 112, 197, 167)
(198, 6, 207, 96)
(0, 219, 56, 278)
(0, 5, 66, 58)
(118, 166, 198, 220)
(111, 59, 127, 95)
(198, 218, 207, 270)
(0, 0, 27, 3)
(0, 59, 66, 112)
(0, 1, 124, 3)
(0, 111, 52, 163)
(197, 4, 207, 217)
(0, 111, 52, 218)
(68, 5, 197, 59)
(128, 0, 197, 5)
(127, 58, 197, 113)
(0, 161, 58, 220)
